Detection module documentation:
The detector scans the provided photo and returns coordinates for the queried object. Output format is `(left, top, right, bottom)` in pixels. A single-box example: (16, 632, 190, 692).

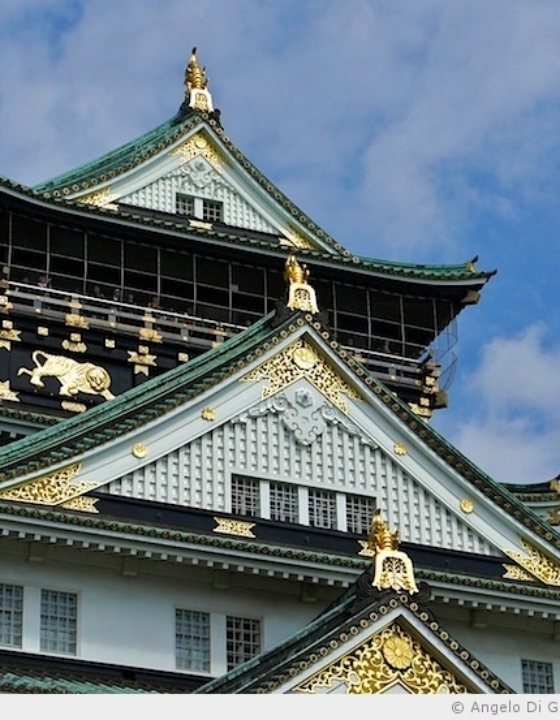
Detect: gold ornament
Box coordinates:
(241, 339, 362, 415)
(18, 350, 114, 400)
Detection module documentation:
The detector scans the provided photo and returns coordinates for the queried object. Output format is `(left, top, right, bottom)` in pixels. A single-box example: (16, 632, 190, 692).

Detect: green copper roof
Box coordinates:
(24, 105, 494, 283)
(195, 578, 514, 694)
(33, 110, 200, 196)
(0, 308, 557, 552)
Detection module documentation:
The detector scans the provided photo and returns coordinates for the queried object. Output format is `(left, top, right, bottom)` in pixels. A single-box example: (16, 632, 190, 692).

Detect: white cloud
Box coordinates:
(441, 325, 560, 483)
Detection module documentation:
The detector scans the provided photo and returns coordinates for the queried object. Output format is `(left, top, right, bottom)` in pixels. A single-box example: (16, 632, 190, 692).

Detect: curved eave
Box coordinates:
(0, 310, 557, 552)
(30, 108, 345, 255)
(0, 179, 494, 290)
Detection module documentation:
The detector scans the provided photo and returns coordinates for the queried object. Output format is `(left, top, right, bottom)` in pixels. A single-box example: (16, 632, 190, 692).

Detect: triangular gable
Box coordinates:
(33, 114, 339, 255)
(195, 581, 513, 694)
(0, 311, 559, 585)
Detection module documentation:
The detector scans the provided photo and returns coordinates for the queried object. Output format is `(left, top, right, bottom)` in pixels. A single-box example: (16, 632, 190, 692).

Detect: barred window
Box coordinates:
(202, 199, 222, 222)
(308, 488, 337, 529)
(0, 584, 23, 648)
(346, 495, 376, 534)
(40, 590, 77, 655)
(176, 609, 210, 672)
(226, 616, 261, 670)
(270, 481, 299, 523)
(176, 194, 195, 216)
(522, 659, 555, 694)
(231, 475, 260, 516)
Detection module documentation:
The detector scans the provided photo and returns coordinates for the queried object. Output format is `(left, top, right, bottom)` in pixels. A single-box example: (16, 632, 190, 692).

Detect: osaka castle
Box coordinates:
(1, 48, 559, 695)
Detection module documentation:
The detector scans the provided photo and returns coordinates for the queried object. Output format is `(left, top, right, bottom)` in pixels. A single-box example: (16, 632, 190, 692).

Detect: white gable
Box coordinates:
(70, 126, 329, 251)
(120, 155, 279, 235)
(99, 379, 495, 555)
(2, 325, 556, 573)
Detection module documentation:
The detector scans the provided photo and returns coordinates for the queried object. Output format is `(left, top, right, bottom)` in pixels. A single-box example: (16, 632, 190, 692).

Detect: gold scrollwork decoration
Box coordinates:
(202, 407, 216, 421)
(280, 229, 316, 251)
(241, 339, 362, 415)
(460, 499, 474, 514)
(503, 539, 560, 586)
(77, 187, 118, 208)
(294, 623, 468, 694)
(60, 496, 99, 514)
(0, 463, 100, 507)
(393, 442, 408, 456)
(0, 326, 21, 351)
(127, 350, 157, 376)
(170, 133, 227, 170)
(213, 517, 256, 538)
(502, 565, 536, 583)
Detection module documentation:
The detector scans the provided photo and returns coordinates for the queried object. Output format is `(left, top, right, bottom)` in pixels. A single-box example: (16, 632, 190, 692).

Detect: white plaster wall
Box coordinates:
(440, 616, 560, 694)
(0, 553, 322, 676)
(100, 391, 495, 555)
(120, 158, 277, 234)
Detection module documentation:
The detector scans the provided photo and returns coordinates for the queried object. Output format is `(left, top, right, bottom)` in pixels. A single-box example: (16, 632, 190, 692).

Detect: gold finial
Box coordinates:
(283, 254, 319, 314)
(367, 510, 418, 594)
(284, 254, 310, 285)
(185, 47, 208, 92)
(369, 509, 400, 552)
(184, 47, 214, 112)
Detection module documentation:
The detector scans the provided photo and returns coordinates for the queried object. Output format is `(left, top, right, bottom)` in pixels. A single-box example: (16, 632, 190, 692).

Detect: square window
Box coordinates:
(226, 616, 261, 670)
(202, 199, 222, 222)
(0, 583, 23, 648)
(308, 488, 337, 529)
(231, 476, 260, 516)
(346, 495, 376, 534)
(40, 590, 77, 655)
(270, 482, 299, 523)
(522, 659, 555, 694)
(176, 194, 195, 216)
(176, 609, 210, 672)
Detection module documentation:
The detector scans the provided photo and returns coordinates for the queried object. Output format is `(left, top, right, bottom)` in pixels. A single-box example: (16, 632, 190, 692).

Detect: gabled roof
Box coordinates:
(7, 50, 494, 286)
(195, 574, 514, 694)
(1, 307, 560, 577)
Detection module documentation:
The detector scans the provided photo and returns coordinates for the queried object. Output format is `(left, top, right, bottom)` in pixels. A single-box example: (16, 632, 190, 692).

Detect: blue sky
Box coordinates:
(1, 0, 560, 484)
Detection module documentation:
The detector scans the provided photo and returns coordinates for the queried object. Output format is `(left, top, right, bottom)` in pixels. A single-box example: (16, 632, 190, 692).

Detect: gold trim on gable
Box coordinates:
(241, 339, 362, 415)
(503, 539, 560, 586)
(170, 132, 228, 170)
(294, 623, 469, 694)
(0, 463, 99, 507)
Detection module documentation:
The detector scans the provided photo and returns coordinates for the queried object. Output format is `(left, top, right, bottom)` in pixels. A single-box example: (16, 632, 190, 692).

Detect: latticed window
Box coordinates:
(40, 590, 77, 655)
(202, 199, 222, 222)
(308, 489, 337, 529)
(176, 194, 195, 216)
(231, 475, 260, 516)
(226, 616, 261, 670)
(176, 609, 210, 672)
(346, 494, 376, 534)
(270, 481, 299, 523)
(522, 659, 555, 693)
(0, 583, 23, 647)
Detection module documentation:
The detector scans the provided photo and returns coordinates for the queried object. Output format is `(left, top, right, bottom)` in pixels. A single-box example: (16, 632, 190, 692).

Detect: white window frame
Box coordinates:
(40, 589, 77, 655)
(522, 659, 555, 694)
(226, 615, 261, 671)
(175, 608, 211, 673)
(0, 583, 23, 648)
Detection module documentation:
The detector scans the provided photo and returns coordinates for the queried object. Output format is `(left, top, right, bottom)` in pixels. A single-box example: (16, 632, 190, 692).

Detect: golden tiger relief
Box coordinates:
(18, 350, 114, 401)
